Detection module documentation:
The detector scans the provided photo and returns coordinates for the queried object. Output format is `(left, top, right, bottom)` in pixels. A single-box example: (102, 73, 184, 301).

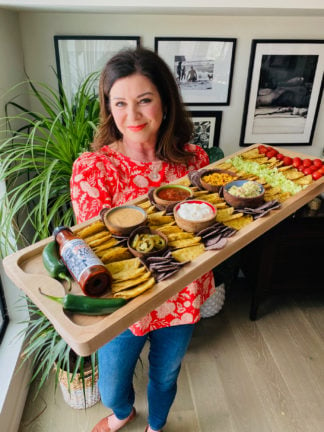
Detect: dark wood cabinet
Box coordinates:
(240, 197, 324, 320)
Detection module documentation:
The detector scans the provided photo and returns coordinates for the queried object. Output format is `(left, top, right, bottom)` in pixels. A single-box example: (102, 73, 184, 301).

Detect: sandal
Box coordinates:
(144, 427, 163, 432)
(91, 407, 136, 432)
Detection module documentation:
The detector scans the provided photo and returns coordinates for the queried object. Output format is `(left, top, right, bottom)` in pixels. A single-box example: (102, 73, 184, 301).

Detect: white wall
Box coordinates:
(18, 12, 324, 157)
(0, 9, 31, 432)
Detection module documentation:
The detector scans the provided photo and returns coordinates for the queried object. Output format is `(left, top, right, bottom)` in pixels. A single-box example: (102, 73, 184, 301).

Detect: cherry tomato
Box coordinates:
(303, 167, 312, 176)
(303, 159, 312, 168)
(318, 166, 324, 175)
(283, 156, 293, 166)
(269, 147, 278, 155)
(312, 158, 323, 168)
(309, 165, 318, 172)
(292, 157, 302, 168)
(312, 170, 323, 180)
(298, 165, 305, 172)
(266, 150, 277, 159)
(258, 144, 267, 152)
(258, 145, 268, 155)
(276, 153, 284, 160)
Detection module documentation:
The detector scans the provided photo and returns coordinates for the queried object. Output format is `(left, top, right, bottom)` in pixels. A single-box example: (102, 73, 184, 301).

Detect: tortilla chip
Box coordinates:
(137, 200, 152, 209)
(106, 257, 141, 274)
(148, 210, 166, 217)
(77, 221, 106, 239)
(84, 230, 110, 241)
(244, 175, 259, 181)
(101, 247, 132, 263)
(294, 175, 312, 185)
(193, 190, 211, 197)
(278, 165, 293, 172)
(113, 277, 155, 299)
(266, 186, 282, 196)
(93, 238, 119, 254)
(169, 237, 202, 249)
(284, 170, 304, 180)
(148, 214, 174, 225)
(86, 233, 112, 248)
(216, 207, 234, 222)
(224, 215, 253, 229)
(276, 192, 291, 202)
(171, 244, 205, 262)
(112, 266, 147, 282)
(157, 225, 183, 234)
(271, 160, 284, 167)
(196, 192, 221, 201)
(254, 156, 269, 164)
(220, 212, 244, 222)
(112, 271, 152, 293)
(150, 222, 176, 231)
(241, 149, 261, 159)
(146, 205, 157, 214)
(215, 162, 233, 170)
(214, 202, 228, 209)
(178, 178, 191, 187)
(166, 232, 195, 241)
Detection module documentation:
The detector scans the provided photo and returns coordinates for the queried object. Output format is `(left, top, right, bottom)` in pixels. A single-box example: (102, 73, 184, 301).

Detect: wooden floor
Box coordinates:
(18, 279, 324, 432)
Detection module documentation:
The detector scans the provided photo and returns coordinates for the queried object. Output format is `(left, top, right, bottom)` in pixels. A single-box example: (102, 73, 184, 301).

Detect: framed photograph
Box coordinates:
(155, 37, 236, 105)
(54, 35, 140, 102)
(189, 110, 222, 149)
(240, 39, 324, 146)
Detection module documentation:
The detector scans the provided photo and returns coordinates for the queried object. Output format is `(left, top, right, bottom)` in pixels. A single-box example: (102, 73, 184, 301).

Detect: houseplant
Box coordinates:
(0, 71, 101, 407)
(0, 71, 100, 250)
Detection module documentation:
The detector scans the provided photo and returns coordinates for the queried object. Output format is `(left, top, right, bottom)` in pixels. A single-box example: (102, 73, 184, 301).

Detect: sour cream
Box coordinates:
(177, 202, 214, 221)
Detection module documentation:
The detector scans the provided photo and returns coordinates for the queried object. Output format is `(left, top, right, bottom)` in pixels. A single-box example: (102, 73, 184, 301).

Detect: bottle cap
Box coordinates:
(53, 226, 72, 239)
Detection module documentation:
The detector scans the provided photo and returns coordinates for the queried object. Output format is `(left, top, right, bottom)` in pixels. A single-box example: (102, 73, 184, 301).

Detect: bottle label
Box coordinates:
(61, 239, 103, 282)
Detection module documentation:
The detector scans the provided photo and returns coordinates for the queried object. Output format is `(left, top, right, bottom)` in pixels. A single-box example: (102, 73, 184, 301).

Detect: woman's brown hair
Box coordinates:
(92, 47, 194, 164)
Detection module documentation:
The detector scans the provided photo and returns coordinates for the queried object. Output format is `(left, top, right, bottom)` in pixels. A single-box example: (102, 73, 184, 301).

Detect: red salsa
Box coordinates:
(157, 187, 191, 201)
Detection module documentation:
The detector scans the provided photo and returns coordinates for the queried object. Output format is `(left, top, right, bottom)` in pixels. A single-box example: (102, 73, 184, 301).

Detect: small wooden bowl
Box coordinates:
(102, 205, 147, 236)
(223, 180, 265, 209)
(127, 226, 168, 258)
(173, 200, 217, 233)
(199, 168, 238, 192)
(153, 184, 193, 209)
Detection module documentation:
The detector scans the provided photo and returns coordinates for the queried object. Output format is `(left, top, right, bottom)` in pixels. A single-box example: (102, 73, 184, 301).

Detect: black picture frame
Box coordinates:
(240, 39, 324, 146)
(54, 35, 140, 102)
(189, 110, 222, 149)
(155, 37, 236, 106)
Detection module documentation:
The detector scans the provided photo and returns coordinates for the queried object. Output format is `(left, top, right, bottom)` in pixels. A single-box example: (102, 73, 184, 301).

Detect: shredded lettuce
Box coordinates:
(227, 156, 305, 195)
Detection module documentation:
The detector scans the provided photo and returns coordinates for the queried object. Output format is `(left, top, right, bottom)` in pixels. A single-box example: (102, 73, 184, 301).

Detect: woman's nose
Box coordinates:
(128, 104, 141, 120)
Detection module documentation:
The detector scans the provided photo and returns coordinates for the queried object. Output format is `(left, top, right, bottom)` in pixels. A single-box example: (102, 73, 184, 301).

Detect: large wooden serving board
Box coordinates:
(3, 144, 324, 356)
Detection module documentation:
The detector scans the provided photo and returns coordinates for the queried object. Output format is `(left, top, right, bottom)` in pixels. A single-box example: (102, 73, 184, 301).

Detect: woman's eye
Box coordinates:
(115, 101, 126, 108)
(139, 98, 152, 104)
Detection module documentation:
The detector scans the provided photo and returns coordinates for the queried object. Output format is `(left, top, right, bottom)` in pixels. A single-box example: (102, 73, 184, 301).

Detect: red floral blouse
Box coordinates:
(70, 143, 215, 335)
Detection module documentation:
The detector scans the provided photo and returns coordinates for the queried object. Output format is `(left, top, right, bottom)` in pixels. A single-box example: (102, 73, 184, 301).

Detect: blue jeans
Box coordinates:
(98, 324, 195, 431)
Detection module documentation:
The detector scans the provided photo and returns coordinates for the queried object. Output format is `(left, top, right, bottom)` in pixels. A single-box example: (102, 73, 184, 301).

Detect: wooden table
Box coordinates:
(3, 144, 324, 356)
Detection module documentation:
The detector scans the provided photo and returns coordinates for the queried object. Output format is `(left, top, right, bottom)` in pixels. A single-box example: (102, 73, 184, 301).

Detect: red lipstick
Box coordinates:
(128, 123, 146, 132)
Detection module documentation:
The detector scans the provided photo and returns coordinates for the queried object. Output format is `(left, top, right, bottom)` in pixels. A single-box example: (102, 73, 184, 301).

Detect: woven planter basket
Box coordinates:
(200, 283, 225, 318)
(58, 365, 100, 409)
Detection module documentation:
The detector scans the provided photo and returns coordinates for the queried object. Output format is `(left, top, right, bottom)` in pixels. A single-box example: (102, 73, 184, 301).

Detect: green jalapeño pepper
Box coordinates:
(42, 241, 72, 291)
(39, 288, 127, 315)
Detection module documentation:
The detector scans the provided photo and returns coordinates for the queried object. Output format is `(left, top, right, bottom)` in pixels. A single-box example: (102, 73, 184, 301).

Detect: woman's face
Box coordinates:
(109, 73, 164, 146)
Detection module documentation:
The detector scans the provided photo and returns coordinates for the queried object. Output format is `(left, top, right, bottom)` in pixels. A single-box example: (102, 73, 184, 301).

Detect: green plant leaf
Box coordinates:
(3, 72, 101, 400)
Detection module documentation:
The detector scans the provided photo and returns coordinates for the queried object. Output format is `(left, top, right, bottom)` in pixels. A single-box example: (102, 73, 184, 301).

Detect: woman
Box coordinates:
(70, 47, 215, 432)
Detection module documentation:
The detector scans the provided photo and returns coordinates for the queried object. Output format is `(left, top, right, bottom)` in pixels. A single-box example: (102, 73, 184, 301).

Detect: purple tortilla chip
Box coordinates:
(205, 238, 228, 250)
(204, 234, 222, 247)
